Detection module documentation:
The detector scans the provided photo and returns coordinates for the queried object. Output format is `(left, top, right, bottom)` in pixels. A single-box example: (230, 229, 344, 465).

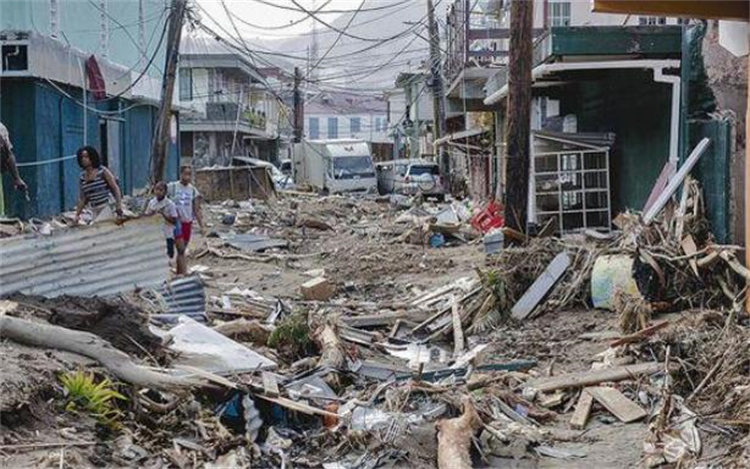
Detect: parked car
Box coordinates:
(231, 156, 296, 192)
(377, 158, 447, 201)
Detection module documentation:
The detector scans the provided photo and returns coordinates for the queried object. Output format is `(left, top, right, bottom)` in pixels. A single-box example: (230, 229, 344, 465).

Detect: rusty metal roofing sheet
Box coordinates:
(0, 216, 169, 298)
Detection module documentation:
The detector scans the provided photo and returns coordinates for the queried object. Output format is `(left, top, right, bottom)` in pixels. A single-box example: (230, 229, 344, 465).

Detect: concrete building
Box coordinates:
(305, 92, 391, 160)
(0, 0, 178, 218)
(178, 37, 293, 168)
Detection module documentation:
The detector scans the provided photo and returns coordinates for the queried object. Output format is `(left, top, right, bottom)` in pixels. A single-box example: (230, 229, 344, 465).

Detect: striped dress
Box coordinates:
(80, 168, 112, 210)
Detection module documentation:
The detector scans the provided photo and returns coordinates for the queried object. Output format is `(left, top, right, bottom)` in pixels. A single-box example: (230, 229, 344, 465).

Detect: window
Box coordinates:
(308, 117, 319, 139)
(639, 16, 667, 25)
(548, 1, 571, 27)
(179, 68, 192, 101)
(327, 117, 338, 139)
(350, 117, 361, 135)
(375, 117, 385, 132)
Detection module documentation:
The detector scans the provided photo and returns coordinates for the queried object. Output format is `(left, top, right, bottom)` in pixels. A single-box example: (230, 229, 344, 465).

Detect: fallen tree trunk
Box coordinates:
(0, 316, 199, 390)
(436, 399, 482, 469)
(313, 322, 347, 371)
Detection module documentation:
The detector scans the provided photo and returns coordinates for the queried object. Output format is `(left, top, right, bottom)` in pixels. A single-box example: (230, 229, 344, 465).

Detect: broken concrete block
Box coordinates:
(301, 277, 335, 301)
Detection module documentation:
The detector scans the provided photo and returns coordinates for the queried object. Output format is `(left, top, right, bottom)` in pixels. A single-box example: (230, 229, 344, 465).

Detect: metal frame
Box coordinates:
(533, 143, 611, 235)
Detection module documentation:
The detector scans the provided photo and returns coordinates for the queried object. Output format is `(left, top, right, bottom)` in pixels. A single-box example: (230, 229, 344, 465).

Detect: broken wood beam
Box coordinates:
(452, 297, 465, 355)
(610, 321, 670, 347)
(569, 389, 594, 429)
(585, 386, 647, 423)
(527, 362, 669, 393)
(511, 252, 571, 320)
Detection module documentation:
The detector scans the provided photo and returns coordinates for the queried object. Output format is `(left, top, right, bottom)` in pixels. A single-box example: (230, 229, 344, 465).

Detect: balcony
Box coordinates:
(182, 102, 270, 136)
(444, 0, 543, 105)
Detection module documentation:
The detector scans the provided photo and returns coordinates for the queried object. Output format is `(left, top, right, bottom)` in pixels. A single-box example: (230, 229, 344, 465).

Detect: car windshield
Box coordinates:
(332, 156, 375, 179)
(409, 165, 439, 177)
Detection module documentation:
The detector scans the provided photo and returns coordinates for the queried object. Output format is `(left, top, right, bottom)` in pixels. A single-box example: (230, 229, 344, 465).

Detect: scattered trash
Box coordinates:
(162, 316, 277, 374)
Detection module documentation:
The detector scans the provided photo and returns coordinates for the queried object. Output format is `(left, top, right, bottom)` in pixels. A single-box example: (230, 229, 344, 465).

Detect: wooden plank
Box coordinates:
(642, 161, 675, 214)
(569, 390, 594, 429)
(586, 387, 647, 423)
(527, 362, 667, 393)
(643, 138, 710, 224)
(261, 371, 280, 398)
(341, 312, 406, 328)
(451, 297, 465, 355)
(511, 252, 571, 320)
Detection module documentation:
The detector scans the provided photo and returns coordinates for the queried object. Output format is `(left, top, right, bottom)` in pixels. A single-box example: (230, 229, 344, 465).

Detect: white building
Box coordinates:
(178, 37, 292, 167)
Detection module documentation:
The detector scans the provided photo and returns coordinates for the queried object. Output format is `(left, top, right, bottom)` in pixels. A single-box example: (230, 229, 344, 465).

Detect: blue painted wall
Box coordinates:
(0, 0, 169, 81)
(1, 78, 178, 218)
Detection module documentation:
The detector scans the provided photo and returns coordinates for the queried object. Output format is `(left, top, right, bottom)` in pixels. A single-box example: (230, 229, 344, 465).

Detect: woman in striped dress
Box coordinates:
(74, 146, 123, 224)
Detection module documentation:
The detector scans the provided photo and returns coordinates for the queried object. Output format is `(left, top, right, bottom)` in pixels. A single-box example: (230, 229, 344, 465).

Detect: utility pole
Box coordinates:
(151, 0, 187, 183)
(293, 67, 304, 143)
(504, 0, 533, 233)
(427, 0, 448, 174)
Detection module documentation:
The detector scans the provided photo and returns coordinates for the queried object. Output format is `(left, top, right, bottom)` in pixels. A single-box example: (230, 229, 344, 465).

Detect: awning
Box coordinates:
(484, 59, 680, 106)
(434, 128, 487, 146)
(592, 1, 749, 21)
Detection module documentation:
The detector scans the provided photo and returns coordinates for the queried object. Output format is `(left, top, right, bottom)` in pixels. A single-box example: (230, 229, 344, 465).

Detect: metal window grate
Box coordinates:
(533, 145, 611, 235)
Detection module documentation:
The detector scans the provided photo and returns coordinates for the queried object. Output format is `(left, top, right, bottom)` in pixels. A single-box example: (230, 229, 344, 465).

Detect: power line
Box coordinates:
(247, 0, 412, 15)
(220, 0, 334, 31)
(307, 0, 367, 78)
(290, 0, 414, 43)
(224, 0, 413, 37)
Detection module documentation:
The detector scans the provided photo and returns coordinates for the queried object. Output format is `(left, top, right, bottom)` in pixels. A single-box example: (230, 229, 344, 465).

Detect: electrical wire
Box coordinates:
(221, 0, 334, 31)
(247, 0, 413, 15)
(307, 0, 367, 77)
(290, 0, 417, 43)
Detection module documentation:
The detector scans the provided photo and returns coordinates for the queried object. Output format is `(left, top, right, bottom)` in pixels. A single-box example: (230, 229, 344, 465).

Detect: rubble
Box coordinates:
(1, 180, 748, 468)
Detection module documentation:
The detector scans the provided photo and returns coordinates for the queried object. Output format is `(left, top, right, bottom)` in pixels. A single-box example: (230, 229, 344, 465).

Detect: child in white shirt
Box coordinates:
(145, 181, 183, 260)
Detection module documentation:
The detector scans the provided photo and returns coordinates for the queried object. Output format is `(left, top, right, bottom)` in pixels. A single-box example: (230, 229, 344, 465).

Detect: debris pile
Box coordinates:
(1, 178, 748, 467)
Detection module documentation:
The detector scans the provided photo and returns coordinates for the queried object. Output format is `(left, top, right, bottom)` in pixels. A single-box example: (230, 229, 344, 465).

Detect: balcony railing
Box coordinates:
(445, 0, 544, 86)
(183, 102, 267, 131)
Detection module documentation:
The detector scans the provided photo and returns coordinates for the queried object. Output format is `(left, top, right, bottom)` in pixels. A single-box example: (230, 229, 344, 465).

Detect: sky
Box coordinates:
(194, 0, 347, 40)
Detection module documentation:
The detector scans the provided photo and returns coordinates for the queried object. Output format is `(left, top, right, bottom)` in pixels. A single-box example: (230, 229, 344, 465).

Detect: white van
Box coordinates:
(293, 139, 377, 194)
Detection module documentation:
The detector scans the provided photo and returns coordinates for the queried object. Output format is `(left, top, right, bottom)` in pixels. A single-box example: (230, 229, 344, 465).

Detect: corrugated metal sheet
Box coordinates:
(151, 275, 207, 323)
(0, 216, 168, 297)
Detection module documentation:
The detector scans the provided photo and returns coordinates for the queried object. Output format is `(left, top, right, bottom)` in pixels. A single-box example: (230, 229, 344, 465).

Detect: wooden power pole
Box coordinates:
(427, 0, 448, 174)
(293, 67, 304, 143)
(151, 0, 188, 183)
(504, 0, 534, 233)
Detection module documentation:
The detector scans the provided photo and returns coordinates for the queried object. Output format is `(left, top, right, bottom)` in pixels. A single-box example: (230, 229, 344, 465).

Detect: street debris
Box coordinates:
(1, 180, 748, 468)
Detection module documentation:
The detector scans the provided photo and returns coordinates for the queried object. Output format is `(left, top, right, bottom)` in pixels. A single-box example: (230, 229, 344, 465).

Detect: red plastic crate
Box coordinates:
(471, 201, 505, 233)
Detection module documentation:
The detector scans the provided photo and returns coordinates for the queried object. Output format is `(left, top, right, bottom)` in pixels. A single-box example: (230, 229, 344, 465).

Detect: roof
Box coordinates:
(306, 92, 388, 116)
(0, 217, 168, 297)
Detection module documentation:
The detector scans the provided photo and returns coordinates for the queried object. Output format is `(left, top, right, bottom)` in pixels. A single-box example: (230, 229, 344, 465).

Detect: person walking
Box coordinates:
(74, 146, 123, 224)
(0, 122, 28, 216)
(168, 166, 204, 273)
